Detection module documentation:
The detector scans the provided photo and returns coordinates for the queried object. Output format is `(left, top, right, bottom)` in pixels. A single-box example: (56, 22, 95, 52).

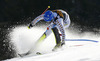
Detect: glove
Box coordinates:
(28, 24, 33, 29)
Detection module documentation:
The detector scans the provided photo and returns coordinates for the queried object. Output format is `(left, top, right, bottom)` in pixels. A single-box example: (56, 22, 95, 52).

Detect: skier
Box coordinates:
(28, 9, 71, 51)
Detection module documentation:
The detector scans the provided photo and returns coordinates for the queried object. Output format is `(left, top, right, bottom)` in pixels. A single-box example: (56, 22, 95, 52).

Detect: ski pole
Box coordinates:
(41, 6, 50, 15)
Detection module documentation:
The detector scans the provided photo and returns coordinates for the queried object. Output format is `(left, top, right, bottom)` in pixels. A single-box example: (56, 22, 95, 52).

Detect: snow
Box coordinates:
(4, 25, 100, 61)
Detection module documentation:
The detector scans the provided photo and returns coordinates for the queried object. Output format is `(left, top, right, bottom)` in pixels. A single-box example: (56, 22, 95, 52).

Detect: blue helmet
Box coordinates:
(44, 10, 54, 22)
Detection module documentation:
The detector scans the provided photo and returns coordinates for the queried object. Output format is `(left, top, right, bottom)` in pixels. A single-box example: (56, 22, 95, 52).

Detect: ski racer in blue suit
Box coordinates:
(28, 10, 71, 51)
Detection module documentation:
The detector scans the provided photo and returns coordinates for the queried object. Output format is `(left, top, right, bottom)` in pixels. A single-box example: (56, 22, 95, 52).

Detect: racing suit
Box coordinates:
(29, 9, 71, 49)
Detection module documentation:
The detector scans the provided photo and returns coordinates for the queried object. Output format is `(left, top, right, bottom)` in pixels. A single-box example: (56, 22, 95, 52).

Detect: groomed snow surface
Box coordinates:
(4, 25, 100, 61)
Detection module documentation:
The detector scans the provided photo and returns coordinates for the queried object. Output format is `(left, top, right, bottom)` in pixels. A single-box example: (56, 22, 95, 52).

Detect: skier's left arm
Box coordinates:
(59, 10, 71, 28)
(28, 14, 44, 29)
(63, 14, 71, 28)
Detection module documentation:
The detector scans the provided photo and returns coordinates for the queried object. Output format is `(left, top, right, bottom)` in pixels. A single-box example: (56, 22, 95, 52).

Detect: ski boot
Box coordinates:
(52, 42, 62, 51)
(52, 41, 65, 51)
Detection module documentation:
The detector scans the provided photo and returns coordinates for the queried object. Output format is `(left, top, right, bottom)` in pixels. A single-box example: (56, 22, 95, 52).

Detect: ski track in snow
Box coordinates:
(4, 25, 100, 61)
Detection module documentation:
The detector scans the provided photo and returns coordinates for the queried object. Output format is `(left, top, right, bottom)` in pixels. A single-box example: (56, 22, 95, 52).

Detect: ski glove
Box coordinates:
(28, 24, 33, 29)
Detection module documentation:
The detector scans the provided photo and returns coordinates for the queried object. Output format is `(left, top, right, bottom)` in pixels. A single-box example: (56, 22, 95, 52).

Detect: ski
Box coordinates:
(18, 52, 30, 57)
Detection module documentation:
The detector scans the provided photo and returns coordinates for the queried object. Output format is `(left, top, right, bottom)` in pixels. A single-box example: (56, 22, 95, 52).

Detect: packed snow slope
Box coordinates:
(4, 25, 100, 61)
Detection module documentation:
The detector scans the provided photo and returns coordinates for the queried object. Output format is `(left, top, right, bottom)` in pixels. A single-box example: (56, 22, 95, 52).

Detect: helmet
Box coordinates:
(44, 10, 54, 22)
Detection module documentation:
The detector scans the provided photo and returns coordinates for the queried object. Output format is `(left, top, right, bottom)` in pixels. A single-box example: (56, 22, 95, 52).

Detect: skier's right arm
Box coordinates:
(28, 14, 44, 29)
